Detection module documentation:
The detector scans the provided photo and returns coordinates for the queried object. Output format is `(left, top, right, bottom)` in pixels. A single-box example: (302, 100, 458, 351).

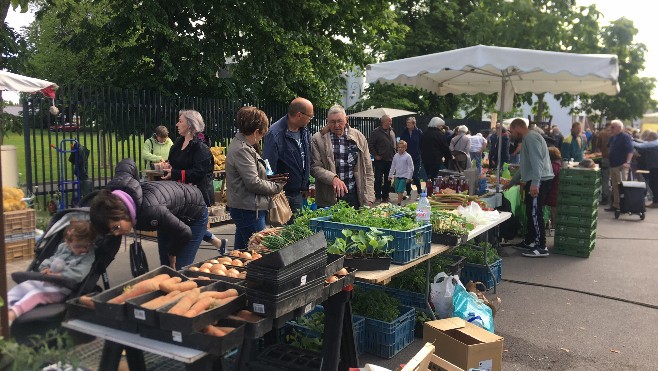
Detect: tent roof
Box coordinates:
(366, 45, 620, 97)
(0, 70, 56, 93)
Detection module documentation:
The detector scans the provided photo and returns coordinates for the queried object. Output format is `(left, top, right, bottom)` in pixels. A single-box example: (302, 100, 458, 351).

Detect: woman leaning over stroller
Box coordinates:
(89, 159, 208, 269)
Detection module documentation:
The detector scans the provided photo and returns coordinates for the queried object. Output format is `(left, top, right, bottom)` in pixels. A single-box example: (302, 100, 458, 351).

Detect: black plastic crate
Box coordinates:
(247, 277, 325, 318)
(248, 232, 327, 269)
(139, 318, 245, 356)
(321, 267, 357, 300)
(92, 265, 187, 321)
(247, 264, 327, 294)
(227, 311, 274, 339)
(64, 297, 138, 333)
(256, 343, 322, 371)
(246, 250, 327, 281)
(325, 254, 345, 276)
(157, 281, 246, 334)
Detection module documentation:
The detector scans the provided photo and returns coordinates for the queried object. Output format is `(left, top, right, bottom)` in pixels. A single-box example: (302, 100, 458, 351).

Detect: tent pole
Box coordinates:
(496, 78, 507, 192)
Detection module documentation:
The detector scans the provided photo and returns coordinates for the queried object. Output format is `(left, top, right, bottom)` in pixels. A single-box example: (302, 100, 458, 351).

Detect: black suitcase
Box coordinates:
(616, 180, 646, 220)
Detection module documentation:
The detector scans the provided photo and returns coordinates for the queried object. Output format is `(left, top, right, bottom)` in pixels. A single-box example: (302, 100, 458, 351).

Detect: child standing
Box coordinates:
(388, 140, 414, 206)
(7, 220, 96, 325)
(545, 147, 562, 230)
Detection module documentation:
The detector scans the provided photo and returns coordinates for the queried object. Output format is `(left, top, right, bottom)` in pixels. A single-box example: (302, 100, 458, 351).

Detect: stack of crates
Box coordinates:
(3, 209, 37, 262)
(553, 167, 600, 258)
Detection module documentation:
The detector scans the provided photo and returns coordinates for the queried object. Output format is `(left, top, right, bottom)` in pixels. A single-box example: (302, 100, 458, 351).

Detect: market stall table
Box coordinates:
(63, 319, 217, 371)
(355, 211, 512, 318)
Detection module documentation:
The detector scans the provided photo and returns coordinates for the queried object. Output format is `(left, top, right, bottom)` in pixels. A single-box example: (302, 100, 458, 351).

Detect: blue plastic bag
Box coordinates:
(452, 283, 494, 333)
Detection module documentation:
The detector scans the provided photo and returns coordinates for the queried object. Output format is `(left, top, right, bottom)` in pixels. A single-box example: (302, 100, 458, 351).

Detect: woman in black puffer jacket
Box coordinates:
(89, 159, 208, 269)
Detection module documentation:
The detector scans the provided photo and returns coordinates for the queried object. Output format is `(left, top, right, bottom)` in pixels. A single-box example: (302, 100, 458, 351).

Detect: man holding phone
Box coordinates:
(311, 105, 374, 208)
(263, 98, 313, 218)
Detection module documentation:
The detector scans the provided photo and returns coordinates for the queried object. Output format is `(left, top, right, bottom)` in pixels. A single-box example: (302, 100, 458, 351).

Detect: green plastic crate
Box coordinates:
(557, 191, 600, 208)
(554, 224, 596, 240)
(560, 168, 600, 179)
(554, 214, 598, 229)
(554, 235, 596, 250)
(557, 182, 601, 195)
(553, 238, 596, 258)
(556, 204, 598, 218)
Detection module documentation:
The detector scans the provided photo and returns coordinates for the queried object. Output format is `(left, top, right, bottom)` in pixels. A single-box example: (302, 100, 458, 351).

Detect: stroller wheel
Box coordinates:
(614, 210, 620, 219)
(640, 212, 646, 220)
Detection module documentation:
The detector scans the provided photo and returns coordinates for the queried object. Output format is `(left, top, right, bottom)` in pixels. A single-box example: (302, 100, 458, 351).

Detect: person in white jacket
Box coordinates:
(388, 140, 414, 206)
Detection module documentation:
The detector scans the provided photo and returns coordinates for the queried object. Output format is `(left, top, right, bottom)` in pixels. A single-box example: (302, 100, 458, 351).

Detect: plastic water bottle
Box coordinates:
(416, 192, 431, 225)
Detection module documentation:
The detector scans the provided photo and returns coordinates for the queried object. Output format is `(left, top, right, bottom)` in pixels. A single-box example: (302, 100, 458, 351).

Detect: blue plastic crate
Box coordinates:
(363, 305, 415, 358)
(284, 305, 366, 354)
(310, 216, 431, 265)
(459, 258, 503, 290)
(354, 282, 427, 309)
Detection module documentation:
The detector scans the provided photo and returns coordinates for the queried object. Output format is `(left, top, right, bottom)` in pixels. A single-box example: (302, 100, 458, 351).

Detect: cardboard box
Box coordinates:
(423, 318, 503, 371)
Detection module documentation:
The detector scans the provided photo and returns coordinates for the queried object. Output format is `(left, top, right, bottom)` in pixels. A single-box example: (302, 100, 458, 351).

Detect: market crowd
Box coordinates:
(86, 96, 656, 268)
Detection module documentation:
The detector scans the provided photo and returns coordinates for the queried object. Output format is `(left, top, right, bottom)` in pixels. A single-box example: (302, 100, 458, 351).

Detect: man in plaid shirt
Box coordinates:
(311, 105, 375, 208)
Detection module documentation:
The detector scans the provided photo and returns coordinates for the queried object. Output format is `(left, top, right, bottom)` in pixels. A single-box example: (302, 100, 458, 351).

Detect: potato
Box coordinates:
(230, 250, 241, 257)
(239, 251, 252, 259)
(199, 268, 211, 273)
(218, 257, 233, 264)
(231, 259, 244, 267)
(226, 268, 240, 277)
(326, 275, 339, 283)
(200, 262, 213, 270)
(336, 268, 348, 276)
(208, 259, 219, 264)
(211, 269, 226, 276)
(251, 253, 262, 260)
(188, 266, 200, 272)
(211, 263, 227, 271)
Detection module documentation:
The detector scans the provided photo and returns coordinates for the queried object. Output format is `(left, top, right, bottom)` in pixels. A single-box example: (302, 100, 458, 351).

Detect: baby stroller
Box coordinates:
(9, 207, 122, 344)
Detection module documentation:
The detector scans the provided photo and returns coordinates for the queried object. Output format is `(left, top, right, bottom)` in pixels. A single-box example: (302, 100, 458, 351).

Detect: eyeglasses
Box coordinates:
(299, 112, 314, 120)
(329, 119, 346, 126)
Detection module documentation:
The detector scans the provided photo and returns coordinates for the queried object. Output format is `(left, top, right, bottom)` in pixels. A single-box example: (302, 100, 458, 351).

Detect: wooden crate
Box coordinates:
(3, 209, 36, 235)
(6, 238, 35, 262)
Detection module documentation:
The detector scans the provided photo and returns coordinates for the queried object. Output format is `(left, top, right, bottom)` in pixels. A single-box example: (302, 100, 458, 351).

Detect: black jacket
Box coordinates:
(167, 137, 215, 207)
(420, 127, 451, 166)
(105, 159, 207, 256)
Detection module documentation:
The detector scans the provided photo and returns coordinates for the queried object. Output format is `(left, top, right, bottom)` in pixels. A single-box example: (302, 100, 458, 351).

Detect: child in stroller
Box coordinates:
(7, 220, 96, 326)
(10, 207, 122, 342)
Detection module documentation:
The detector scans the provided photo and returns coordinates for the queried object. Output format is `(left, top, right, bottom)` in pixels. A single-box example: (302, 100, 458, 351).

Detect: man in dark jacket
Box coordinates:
(368, 115, 396, 202)
(606, 120, 635, 212)
(419, 117, 451, 180)
(400, 116, 423, 199)
(263, 97, 313, 216)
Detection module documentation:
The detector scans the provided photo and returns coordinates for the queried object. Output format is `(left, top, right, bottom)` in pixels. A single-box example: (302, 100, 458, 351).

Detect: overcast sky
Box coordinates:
(4, 2, 658, 102)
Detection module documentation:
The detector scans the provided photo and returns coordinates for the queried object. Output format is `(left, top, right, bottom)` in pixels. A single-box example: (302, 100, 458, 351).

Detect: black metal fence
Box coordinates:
(22, 86, 385, 208)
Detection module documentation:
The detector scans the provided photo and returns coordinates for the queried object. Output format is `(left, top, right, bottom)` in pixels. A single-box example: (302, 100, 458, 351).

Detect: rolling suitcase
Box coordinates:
(615, 175, 646, 220)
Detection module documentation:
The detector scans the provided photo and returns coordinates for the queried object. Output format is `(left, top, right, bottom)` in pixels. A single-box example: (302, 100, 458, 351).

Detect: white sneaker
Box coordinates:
(522, 248, 549, 258)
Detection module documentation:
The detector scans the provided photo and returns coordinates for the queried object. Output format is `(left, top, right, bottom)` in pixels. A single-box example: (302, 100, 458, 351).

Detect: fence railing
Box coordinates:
(22, 86, 383, 209)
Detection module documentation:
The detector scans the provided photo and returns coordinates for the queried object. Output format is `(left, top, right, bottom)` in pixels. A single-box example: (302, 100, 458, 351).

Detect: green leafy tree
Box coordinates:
(23, 0, 406, 107)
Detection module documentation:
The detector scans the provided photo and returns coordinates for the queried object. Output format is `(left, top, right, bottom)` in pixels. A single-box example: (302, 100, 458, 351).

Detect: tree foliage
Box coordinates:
(23, 0, 406, 107)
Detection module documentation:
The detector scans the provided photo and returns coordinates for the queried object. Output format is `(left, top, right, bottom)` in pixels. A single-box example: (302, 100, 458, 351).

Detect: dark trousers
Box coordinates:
(423, 161, 439, 180)
(524, 180, 552, 247)
(406, 157, 423, 196)
(338, 191, 360, 208)
(648, 169, 658, 204)
(286, 191, 303, 223)
(373, 160, 392, 200)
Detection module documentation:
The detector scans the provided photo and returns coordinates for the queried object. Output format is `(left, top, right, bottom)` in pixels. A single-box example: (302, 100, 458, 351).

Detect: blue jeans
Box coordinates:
(470, 151, 483, 174)
(157, 207, 208, 270)
(230, 208, 267, 250)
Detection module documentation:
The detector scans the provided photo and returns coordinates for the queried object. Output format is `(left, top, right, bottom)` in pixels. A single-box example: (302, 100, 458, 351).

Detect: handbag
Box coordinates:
(129, 236, 149, 277)
(267, 191, 292, 227)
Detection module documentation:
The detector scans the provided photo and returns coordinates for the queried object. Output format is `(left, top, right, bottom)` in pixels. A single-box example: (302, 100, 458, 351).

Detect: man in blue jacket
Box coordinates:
(400, 116, 423, 200)
(263, 97, 313, 218)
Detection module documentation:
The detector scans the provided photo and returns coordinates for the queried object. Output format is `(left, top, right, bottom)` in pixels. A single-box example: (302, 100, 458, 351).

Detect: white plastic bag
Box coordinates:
(457, 201, 499, 225)
(430, 272, 459, 319)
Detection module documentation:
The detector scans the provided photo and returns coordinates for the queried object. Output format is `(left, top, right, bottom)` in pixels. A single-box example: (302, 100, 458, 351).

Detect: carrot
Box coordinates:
(141, 290, 181, 310)
(108, 275, 167, 304)
(79, 295, 95, 309)
(213, 296, 238, 308)
(170, 280, 198, 293)
(182, 297, 216, 317)
(202, 325, 226, 337)
(167, 289, 201, 315)
(159, 276, 183, 293)
(199, 289, 238, 300)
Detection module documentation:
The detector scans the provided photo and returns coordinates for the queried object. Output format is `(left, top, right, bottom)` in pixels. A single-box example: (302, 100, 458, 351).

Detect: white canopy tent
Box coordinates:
(0, 70, 57, 337)
(365, 44, 620, 187)
(349, 107, 416, 119)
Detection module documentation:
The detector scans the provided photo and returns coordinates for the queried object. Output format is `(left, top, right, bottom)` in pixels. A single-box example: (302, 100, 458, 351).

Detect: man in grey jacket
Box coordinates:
(311, 105, 375, 208)
(504, 118, 554, 257)
(368, 115, 396, 202)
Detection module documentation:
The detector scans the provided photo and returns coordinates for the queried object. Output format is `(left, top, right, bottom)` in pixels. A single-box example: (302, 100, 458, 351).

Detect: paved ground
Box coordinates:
(6, 197, 658, 370)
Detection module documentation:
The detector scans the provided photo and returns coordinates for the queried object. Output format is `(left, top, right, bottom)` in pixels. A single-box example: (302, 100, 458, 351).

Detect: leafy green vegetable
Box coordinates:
(452, 242, 500, 265)
(286, 311, 325, 352)
(431, 210, 473, 235)
(327, 228, 393, 257)
(261, 224, 314, 250)
(352, 288, 401, 323)
(388, 255, 460, 293)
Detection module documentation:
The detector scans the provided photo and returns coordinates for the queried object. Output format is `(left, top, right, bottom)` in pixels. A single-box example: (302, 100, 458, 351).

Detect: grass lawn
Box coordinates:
(3, 130, 143, 184)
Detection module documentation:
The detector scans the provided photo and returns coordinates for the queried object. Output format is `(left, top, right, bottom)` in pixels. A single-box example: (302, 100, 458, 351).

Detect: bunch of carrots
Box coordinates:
(429, 193, 487, 210)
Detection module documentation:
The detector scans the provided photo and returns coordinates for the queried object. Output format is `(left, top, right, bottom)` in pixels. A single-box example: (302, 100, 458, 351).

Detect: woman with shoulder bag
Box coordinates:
(226, 107, 287, 249)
